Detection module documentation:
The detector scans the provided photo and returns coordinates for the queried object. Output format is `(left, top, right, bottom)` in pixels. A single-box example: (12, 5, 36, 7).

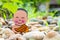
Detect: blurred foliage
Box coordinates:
(56, 0, 60, 4)
(0, 0, 59, 20)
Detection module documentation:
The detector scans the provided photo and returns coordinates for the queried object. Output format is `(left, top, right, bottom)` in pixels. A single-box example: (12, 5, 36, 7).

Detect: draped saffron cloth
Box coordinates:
(14, 24, 29, 33)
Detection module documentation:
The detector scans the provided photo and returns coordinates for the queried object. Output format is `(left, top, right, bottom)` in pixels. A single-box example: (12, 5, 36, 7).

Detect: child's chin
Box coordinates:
(15, 24, 21, 26)
(17, 24, 23, 26)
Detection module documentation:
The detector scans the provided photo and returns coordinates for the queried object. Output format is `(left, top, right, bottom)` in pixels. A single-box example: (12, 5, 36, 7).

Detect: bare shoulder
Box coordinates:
(12, 25, 17, 29)
(12, 25, 15, 28)
(12, 25, 17, 31)
(12, 25, 19, 28)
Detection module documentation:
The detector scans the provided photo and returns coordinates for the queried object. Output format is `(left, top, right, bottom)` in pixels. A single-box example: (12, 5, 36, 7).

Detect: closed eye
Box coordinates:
(16, 16, 19, 18)
(21, 17, 24, 19)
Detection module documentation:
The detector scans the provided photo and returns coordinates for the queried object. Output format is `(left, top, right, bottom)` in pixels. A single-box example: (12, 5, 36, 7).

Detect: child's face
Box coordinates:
(13, 10, 28, 26)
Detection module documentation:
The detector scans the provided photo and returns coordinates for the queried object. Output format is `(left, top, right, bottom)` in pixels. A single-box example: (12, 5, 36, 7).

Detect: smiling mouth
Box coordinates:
(18, 22, 22, 24)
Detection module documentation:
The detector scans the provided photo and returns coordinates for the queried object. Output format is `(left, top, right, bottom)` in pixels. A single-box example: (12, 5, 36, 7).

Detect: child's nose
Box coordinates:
(19, 19, 21, 21)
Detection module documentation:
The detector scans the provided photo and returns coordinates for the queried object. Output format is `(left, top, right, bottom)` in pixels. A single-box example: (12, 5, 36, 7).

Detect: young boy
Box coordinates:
(12, 8, 29, 34)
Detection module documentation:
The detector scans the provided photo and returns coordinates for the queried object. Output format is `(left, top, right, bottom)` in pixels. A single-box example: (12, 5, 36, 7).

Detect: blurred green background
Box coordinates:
(0, 0, 60, 20)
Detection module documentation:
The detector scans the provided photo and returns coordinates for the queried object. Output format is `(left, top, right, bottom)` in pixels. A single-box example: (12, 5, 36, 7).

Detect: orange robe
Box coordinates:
(14, 24, 29, 33)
